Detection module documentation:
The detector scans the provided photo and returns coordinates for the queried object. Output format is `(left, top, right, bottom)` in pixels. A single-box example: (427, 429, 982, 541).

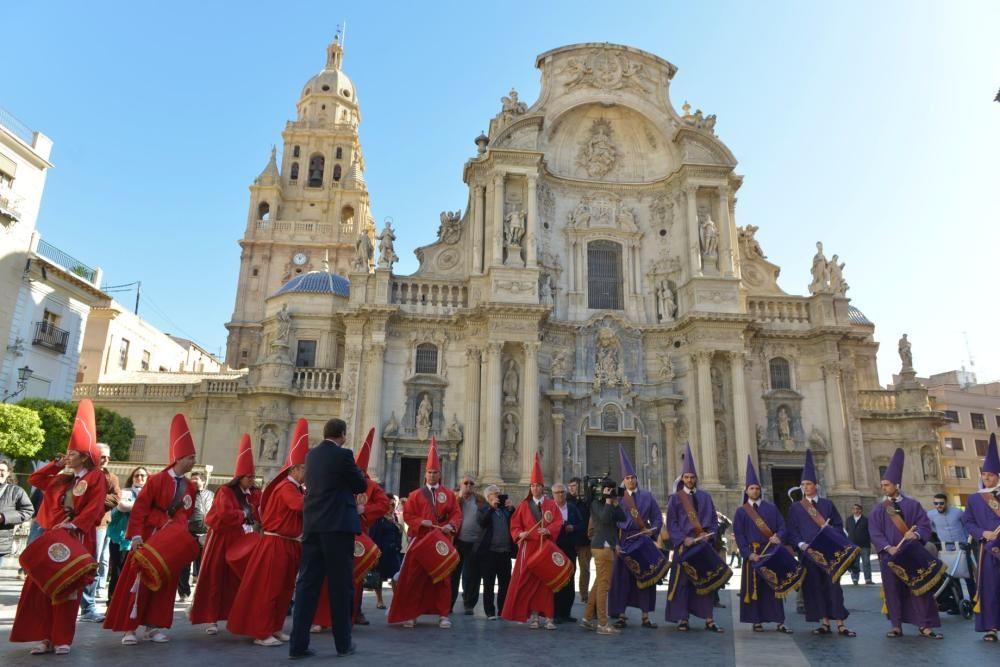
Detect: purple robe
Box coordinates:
(664, 488, 719, 622)
(962, 491, 1000, 632)
(609, 489, 663, 616)
(869, 496, 941, 629)
(733, 501, 786, 624)
(787, 497, 849, 622)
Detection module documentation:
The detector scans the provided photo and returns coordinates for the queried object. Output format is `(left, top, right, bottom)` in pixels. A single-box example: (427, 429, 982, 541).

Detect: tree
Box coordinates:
(0, 404, 45, 460)
(95, 406, 135, 460)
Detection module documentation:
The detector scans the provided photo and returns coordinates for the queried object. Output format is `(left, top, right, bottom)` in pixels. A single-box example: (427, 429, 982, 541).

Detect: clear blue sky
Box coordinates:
(5, 1, 999, 385)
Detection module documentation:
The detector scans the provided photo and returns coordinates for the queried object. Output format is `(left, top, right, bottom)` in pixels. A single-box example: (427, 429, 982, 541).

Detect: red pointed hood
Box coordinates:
(355, 427, 375, 476)
(530, 452, 544, 486)
(68, 399, 100, 464)
(426, 436, 440, 472)
(233, 433, 255, 479)
(261, 418, 310, 514)
(167, 413, 197, 470)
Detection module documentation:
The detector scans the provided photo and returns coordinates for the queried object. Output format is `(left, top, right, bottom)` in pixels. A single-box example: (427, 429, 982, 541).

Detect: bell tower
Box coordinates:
(225, 35, 374, 368)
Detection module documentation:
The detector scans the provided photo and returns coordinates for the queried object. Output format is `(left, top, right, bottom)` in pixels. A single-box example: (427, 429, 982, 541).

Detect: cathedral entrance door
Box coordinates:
(770, 467, 802, 518)
(399, 457, 424, 499)
(586, 435, 637, 481)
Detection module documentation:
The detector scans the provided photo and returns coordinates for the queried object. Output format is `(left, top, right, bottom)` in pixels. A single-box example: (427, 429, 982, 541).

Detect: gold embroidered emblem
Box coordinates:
(552, 552, 566, 567)
(354, 540, 365, 558)
(543, 510, 554, 523)
(435, 540, 449, 556)
(356, 492, 369, 505)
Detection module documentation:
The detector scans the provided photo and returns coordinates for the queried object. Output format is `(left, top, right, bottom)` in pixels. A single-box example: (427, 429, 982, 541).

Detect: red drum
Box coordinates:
(407, 529, 459, 583)
(803, 524, 860, 581)
(132, 520, 200, 591)
(752, 545, 805, 597)
(525, 539, 574, 592)
(226, 532, 263, 577)
(619, 535, 670, 589)
(353, 533, 381, 585)
(886, 539, 947, 595)
(676, 540, 733, 595)
(19, 528, 97, 603)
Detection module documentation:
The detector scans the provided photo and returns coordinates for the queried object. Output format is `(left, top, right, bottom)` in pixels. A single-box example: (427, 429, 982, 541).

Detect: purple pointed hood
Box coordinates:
(677, 444, 697, 491)
(882, 447, 904, 486)
(619, 444, 636, 481)
(743, 455, 760, 504)
(984, 433, 1000, 475)
(801, 448, 817, 484)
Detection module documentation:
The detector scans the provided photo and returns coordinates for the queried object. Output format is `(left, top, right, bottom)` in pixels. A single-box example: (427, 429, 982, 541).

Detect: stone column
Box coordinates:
(472, 185, 485, 273)
(526, 176, 538, 266)
(480, 342, 504, 484)
(552, 410, 565, 484)
(662, 416, 676, 490)
(520, 341, 540, 484)
(728, 351, 753, 477)
(694, 350, 720, 485)
(717, 186, 735, 277)
(822, 362, 854, 493)
(362, 342, 387, 481)
(492, 173, 505, 266)
(460, 347, 482, 478)
(685, 184, 701, 278)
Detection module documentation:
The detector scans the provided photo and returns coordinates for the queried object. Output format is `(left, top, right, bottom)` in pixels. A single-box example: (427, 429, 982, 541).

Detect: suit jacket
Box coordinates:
(555, 501, 583, 560)
(845, 514, 871, 547)
(303, 438, 367, 534)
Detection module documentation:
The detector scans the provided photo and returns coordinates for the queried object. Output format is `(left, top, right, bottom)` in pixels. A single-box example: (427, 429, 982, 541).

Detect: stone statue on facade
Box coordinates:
(275, 304, 291, 343)
(922, 448, 938, 480)
(500, 88, 528, 121)
(711, 366, 724, 413)
(699, 213, 719, 267)
(504, 207, 526, 246)
(540, 274, 553, 305)
(501, 414, 519, 475)
(656, 282, 676, 322)
(445, 413, 463, 442)
(651, 443, 659, 467)
(616, 206, 637, 230)
(898, 333, 913, 371)
(808, 241, 829, 294)
(260, 426, 280, 461)
(569, 200, 591, 228)
(416, 394, 433, 438)
(593, 327, 625, 391)
(550, 349, 569, 378)
(502, 360, 519, 404)
(657, 351, 674, 381)
(437, 210, 463, 244)
(576, 119, 618, 178)
(383, 411, 399, 436)
(353, 231, 373, 271)
(828, 254, 848, 295)
(377, 220, 398, 271)
(777, 406, 792, 441)
(738, 225, 765, 259)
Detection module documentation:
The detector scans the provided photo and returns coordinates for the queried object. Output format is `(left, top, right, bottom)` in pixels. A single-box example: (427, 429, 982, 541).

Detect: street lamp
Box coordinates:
(2, 365, 33, 403)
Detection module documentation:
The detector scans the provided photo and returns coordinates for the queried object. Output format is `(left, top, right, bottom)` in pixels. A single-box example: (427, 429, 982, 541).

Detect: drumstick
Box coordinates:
(516, 518, 545, 544)
(623, 527, 657, 542)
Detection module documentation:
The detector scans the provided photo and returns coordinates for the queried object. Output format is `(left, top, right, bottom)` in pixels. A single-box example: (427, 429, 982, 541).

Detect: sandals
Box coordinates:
(812, 624, 832, 635)
(837, 626, 857, 638)
(641, 619, 658, 629)
(984, 631, 997, 642)
(30, 641, 53, 655)
(705, 621, 724, 633)
(676, 620, 689, 632)
(886, 629, 903, 638)
(375, 603, 386, 610)
(918, 628, 943, 640)
(613, 617, 627, 629)
(776, 625, 793, 634)
(752, 624, 764, 633)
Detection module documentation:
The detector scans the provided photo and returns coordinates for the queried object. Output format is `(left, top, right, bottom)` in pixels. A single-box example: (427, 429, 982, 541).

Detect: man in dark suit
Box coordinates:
(289, 418, 367, 659)
(846, 503, 873, 585)
(552, 482, 584, 623)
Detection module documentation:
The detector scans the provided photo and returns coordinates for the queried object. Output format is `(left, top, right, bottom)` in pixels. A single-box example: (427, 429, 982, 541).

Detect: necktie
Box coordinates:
(691, 492, 699, 512)
(811, 499, 818, 507)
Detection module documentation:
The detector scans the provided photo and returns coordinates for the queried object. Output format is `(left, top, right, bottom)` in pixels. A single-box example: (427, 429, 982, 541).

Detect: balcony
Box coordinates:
(293, 367, 342, 393)
(35, 239, 98, 284)
(32, 321, 69, 354)
(390, 278, 468, 314)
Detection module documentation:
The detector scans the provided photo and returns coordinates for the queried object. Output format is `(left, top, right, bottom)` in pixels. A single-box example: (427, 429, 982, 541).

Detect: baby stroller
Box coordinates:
(933, 541, 976, 619)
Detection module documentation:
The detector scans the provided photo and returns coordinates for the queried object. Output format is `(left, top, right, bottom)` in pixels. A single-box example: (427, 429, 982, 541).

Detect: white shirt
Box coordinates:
(557, 502, 569, 521)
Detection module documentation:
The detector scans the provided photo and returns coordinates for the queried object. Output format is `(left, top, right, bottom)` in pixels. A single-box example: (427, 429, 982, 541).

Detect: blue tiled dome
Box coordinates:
(848, 305, 873, 326)
(273, 271, 350, 298)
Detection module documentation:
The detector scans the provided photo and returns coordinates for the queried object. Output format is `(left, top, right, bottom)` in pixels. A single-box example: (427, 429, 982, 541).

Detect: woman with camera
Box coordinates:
(580, 479, 627, 635)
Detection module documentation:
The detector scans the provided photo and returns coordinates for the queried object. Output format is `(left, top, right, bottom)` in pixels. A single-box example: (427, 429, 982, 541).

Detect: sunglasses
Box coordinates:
(932, 502, 945, 505)
(462, 481, 475, 486)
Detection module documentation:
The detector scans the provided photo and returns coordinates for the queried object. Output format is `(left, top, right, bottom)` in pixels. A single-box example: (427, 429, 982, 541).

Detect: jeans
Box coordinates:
(848, 546, 872, 583)
(478, 550, 512, 617)
(80, 527, 108, 614)
(584, 547, 614, 626)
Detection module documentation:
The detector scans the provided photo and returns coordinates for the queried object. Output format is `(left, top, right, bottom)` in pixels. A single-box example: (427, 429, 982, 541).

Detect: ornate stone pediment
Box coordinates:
(560, 48, 653, 94)
(567, 192, 639, 231)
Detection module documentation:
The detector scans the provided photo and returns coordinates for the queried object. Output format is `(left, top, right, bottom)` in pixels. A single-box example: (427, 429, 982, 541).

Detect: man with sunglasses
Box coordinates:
(451, 476, 486, 614)
(929, 492, 974, 614)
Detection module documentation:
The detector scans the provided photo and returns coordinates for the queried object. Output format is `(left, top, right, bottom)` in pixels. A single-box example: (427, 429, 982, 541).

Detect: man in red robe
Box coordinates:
(501, 454, 563, 629)
(104, 413, 198, 645)
(388, 438, 462, 628)
(189, 432, 261, 634)
(10, 400, 108, 656)
(228, 418, 310, 646)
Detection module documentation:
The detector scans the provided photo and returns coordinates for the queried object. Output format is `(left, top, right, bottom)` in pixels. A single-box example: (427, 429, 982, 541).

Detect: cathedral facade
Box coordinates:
(76, 40, 944, 510)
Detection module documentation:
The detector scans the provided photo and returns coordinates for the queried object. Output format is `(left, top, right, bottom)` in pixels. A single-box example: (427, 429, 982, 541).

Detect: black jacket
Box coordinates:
(845, 514, 871, 548)
(476, 503, 515, 557)
(568, 493, 591, 547)
(555, 502, 584, 560)
(302, 438, 367, 534)
(0, 482, 33, 556)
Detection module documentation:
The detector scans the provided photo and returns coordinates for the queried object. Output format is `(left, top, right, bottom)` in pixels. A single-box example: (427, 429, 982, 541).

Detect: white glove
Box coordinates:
(798, 542, 808, 551)
(243, 524, 253, 534)
(131, 535, 143, 547)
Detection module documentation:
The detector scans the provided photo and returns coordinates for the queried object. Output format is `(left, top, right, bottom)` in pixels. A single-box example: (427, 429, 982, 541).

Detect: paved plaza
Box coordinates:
(1, 560, 994, 666)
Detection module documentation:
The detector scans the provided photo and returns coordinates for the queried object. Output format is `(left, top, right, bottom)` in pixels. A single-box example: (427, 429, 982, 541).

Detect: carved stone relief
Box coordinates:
(561, 49, 650, 93)
(576, 118, 619, 178)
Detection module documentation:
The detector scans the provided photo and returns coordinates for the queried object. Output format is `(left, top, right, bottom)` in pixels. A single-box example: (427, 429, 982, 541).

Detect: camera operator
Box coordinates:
(580, 479, 626, 635)
(568, 477, 592, 603)
(476, 485, 515, 619)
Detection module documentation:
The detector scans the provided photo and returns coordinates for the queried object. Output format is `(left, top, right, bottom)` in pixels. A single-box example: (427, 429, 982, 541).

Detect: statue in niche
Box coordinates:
(593, 327, 626, 391)
(755, 424, 765, 448)
(501, 414, 519, 474)
(808, 241, 829, 295)
(502, 360, 519, 404)
(504, 207, 526, 247)
(275, 304, 291, 343)
(651, 443, 659, 467)
(260, 426, 280, 461)
(922, 448, 938, 480)
(657, 351, 674, 381)
(353, 231, 373, 271)
(437, 211, 462, 244)
(699, 213, 719, 257)
(898, 333, 913, 371)
(617, 206, 636, 229)
(828, 254, 848, 295)
(777, 406, 792, 441)
(564, 439, 572, 462)
(445, 414, 463, 442)
(540, 274, 554, 305)
(569, 200, 591, 228)
(710, 366, 724, 413)
(416, 394, 433, 438)
(577, 119, 619, 178)
(376, 220, 398, 271)
(550, 349, 569, 378)
(383, 411, 399, 436)
(657, 282, 676, 322)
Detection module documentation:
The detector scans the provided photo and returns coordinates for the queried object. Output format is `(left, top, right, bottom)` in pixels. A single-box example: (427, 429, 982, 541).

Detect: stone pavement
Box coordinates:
(0, 560, 995, 666)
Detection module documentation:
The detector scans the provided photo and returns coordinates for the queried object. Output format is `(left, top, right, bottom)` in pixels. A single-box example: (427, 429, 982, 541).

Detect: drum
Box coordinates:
(885, 539, 947, 595)
(676, 540, 733, 595)
(525, 539, 574, 592)
(19, 528, 97, 603)
(752, 545, 805, 597)
(132, 520, 201, 591)
(225, 532, 263, 577)
(353, 533, 382, 586)
(988, 538, 1000, 563)
(406, 528, 459, 583)
(803, 524, 860, 580)
(620, 535, 670, 590)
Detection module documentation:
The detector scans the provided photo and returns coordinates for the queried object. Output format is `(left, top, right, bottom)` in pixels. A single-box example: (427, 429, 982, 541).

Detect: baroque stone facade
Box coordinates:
(76, 41, 944, 508)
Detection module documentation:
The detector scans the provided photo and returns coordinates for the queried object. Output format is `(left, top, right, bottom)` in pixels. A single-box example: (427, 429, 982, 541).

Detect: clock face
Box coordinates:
(293, 252, 308, 266)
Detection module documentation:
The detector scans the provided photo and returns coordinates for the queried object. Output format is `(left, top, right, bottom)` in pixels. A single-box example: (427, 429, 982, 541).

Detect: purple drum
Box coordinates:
(620, 535, 670, 590)
(752, 545, 805, 597)
(803, 524, 860, 580)
(676, 540, 732, 595)
(886, 539, 947, 595)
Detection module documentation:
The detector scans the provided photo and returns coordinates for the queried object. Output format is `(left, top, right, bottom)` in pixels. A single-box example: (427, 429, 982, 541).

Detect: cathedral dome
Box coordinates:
(273, 271, 350, 298)
(300, 38, 356, 104)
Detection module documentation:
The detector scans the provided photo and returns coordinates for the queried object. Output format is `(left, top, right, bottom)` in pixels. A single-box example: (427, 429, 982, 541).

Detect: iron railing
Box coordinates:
(32, 321, 69, 354)
(36, 239, 97, 283)
(0, 107, 35, 145)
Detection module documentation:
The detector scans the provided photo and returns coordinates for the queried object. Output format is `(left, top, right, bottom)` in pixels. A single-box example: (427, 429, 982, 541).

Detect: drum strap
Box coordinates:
(677, 491, 705, 537)
(881, 499, 911, 536)
(979, 492, 1000, 520)
(742, 503, 773, 540)
(421, 487, 446, 524)
(798, 498, 827, 530)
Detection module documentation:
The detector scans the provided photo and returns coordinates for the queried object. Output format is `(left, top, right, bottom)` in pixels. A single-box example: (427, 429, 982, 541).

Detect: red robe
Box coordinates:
(501, 497, 564, 622)
(386, 485, 462, 623)
(104, 469, 195, 631)
(227, 480, 303, 639)
(10, 463, 107, 646)
(189, 485, 261, 624)
(315, 478, 393, 626)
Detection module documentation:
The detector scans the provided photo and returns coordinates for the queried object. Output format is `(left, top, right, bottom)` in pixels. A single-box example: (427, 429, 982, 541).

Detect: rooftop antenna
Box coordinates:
(336, 21, 346, 49)
(962, 331, 976, 384)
